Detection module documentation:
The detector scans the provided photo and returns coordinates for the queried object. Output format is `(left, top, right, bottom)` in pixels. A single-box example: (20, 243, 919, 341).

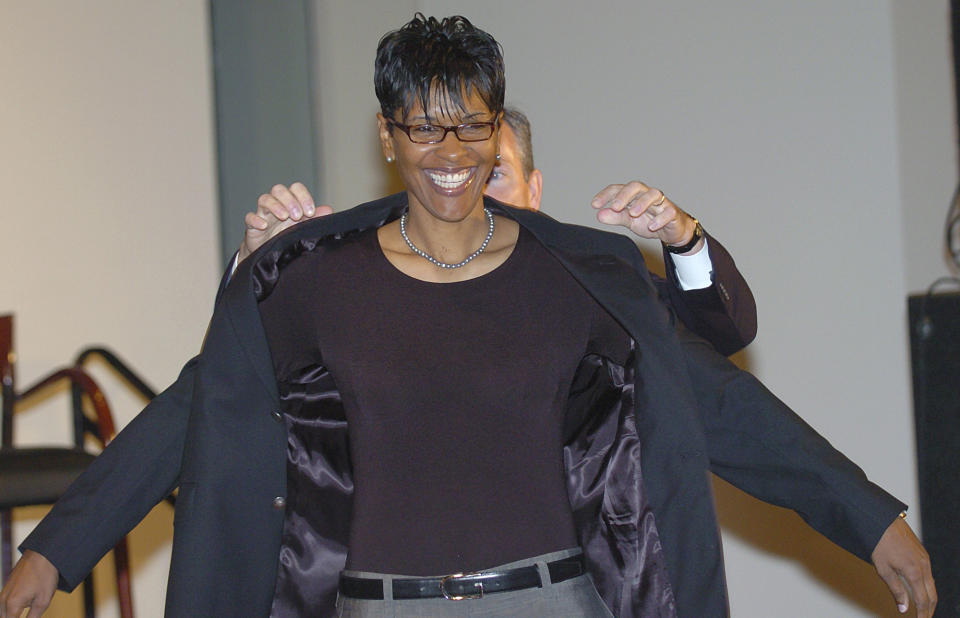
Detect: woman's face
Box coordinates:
(378, 88, 500, 223)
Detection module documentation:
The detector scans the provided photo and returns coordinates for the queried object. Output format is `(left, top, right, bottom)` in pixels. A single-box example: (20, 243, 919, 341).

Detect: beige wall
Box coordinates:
(1, 2, 218, 616)
(893, 1, 959, 292)
(2, 1, 955, 616)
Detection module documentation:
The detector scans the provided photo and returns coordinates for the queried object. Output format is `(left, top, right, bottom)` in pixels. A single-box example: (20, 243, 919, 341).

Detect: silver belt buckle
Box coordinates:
(439, 572, 483, 600)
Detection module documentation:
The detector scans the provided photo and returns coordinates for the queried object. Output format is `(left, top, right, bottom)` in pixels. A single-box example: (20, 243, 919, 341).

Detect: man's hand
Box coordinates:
(237, 182, 334, 263)
(872, 516, 937, 617)
(591, 181, 702, 254)
(0, 550, 59, 618)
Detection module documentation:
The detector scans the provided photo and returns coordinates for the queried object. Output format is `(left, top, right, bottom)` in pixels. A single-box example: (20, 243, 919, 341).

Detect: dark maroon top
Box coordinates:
(259, 226, 630, 575)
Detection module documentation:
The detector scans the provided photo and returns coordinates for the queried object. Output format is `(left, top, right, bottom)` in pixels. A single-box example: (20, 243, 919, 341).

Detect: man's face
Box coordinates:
(484, 123, 541, 210)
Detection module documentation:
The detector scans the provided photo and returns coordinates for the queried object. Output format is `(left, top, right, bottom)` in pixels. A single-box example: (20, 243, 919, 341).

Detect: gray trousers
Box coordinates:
(336, 547, 614, 617)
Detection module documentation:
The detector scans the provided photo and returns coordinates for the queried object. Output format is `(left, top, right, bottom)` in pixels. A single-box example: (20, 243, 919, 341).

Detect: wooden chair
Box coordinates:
(0, 314, 133, 618)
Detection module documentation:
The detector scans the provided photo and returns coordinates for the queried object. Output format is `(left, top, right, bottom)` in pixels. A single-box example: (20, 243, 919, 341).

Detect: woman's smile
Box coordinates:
(424, 166, 477, 195)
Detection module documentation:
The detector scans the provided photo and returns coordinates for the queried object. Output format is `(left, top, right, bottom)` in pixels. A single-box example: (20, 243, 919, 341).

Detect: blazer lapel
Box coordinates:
(221, 193, 408, 399)
(490, 199, 665, 341)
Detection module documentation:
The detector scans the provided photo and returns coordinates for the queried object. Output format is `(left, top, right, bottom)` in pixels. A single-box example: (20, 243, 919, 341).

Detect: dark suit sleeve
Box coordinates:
(626, 238, 900, 562)
(18, 259, 240, 589)
(656, 231, 757, 356)
(676, 325, 905, 561)
(18, 356, 198, 591)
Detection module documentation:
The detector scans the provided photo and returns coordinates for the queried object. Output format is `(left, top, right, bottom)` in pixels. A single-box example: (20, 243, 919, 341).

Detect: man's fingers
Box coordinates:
(608, 181, 648, 213)
(625, 188, 665, 219)
(257, 193, 291, 221)
(269, 184, 303, 219)
(244, 212, 269, 231)
(263, 182, 319, 220)
(592, 182, 648, 210)
(274, 184, 302, 219)
(591, 184, 626, 209)
(289, 182, 316, 216)
(595, 205, 631, 227)
(592, 181, 662, 216)
(241, 185, 331, 262)
(645, 204, 678, 232)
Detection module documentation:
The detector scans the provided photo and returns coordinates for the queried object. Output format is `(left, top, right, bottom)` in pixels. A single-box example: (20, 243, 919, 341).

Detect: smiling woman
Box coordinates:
(258, 15, 616, 616)
(371, 16, 519, 283)
(376, 87, 521, 282)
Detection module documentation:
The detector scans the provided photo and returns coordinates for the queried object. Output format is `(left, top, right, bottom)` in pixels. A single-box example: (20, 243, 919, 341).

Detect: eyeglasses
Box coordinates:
(387, 119, 497, 144)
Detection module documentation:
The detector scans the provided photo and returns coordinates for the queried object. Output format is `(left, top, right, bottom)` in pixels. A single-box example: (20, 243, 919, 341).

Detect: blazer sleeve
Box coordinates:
(620, 239, 900, 562)
(676, 327, 905, 561)
(18, 356, 197, 591)
(656, 231, 757, 356)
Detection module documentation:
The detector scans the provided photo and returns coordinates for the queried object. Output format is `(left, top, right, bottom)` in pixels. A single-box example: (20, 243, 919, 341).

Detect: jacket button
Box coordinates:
(717, 282, 730, 301)
(271, 410, 283, 422)
(272, 496, 286, 510)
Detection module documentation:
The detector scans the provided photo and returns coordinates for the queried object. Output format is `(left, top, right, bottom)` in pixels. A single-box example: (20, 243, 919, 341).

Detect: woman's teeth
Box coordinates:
(428, 169, 472, 189)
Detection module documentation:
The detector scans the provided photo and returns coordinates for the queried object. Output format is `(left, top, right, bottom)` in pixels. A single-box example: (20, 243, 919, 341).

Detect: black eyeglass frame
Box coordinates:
(386, 119, 498, 144)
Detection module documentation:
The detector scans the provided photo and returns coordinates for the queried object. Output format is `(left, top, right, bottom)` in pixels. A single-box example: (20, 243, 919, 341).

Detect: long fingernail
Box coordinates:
(898, 602, 907, 613)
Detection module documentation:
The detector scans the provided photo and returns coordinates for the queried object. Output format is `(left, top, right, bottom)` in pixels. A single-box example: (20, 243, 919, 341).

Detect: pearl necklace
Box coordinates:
(399, 207, 495, 269)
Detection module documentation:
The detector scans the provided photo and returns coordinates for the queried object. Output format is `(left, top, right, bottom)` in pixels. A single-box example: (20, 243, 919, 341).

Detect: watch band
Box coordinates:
(664, 219, 704, 254)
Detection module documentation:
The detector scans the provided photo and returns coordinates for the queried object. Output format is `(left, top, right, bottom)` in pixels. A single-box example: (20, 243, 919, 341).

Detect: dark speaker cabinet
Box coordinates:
(908, 292, 960, 616)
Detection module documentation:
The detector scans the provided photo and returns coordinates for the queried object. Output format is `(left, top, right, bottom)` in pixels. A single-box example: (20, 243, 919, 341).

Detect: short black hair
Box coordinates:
(502, 107, 534, 180)
(374, 14, 505, 122)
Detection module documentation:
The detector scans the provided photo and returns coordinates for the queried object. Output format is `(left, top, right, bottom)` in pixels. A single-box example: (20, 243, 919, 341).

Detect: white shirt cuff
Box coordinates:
(228, 252, 240, 280)
(669, 237, 713, 290)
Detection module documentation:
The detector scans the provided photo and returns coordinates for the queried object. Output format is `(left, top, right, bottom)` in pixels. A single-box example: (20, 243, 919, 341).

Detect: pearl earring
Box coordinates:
(386, 156, 394, 163)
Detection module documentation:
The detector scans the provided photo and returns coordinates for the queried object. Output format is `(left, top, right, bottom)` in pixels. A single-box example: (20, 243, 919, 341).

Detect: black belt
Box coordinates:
(338, 553, 586, 601)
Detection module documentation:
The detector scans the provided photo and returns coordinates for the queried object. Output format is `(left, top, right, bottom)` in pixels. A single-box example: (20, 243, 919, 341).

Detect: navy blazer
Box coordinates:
(23, 194, 903, 617)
